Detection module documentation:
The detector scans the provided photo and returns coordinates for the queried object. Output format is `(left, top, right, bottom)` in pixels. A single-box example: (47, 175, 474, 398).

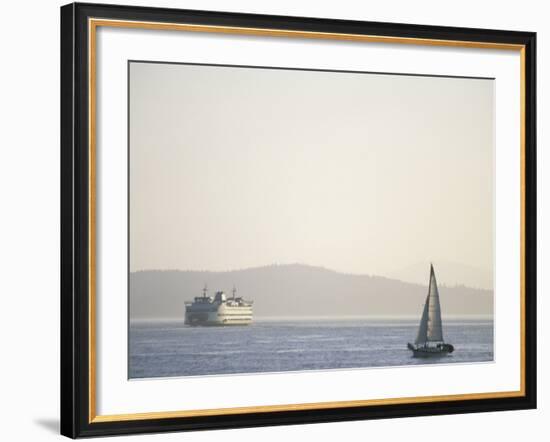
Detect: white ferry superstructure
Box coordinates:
(184, 285, 253, 326)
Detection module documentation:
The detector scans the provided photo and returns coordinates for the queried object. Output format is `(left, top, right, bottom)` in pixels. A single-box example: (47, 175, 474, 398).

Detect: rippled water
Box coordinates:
(129, 319, 493, 379)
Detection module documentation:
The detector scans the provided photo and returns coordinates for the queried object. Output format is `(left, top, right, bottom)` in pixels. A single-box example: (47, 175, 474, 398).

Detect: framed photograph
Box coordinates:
(60, 2, 536, 438)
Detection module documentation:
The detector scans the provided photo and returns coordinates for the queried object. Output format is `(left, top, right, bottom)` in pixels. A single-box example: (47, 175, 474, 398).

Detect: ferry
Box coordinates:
(184, 285, 253, 326)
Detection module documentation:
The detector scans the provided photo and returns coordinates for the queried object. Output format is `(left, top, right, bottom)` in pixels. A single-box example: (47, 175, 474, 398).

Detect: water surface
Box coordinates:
(129, 318, 493, 379)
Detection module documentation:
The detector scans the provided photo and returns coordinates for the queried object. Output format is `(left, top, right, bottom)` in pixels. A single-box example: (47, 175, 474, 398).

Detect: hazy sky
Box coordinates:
(129, 61, 494, 283)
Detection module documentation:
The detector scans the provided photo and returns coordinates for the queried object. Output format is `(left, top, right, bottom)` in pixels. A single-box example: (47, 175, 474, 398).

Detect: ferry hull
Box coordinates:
(185, 319, 252, 326)
(184, 306, 253, 326)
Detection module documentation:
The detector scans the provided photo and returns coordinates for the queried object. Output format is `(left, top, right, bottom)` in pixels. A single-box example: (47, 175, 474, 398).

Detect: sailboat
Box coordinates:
(407, 264, 454, 357)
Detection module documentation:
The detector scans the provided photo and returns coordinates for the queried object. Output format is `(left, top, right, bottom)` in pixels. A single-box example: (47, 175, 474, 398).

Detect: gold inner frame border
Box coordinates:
(87, 17, 527, 424)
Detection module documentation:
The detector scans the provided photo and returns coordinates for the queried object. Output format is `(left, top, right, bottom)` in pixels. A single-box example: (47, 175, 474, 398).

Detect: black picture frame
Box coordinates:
(61, 2, 537, 438)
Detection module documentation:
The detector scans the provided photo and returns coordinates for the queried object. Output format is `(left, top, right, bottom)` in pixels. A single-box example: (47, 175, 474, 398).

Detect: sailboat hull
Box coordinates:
(411, 348, 451, 358)
(408, 342, 454, 357)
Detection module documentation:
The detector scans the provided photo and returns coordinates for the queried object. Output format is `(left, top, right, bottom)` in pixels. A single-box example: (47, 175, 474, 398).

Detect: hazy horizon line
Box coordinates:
(130, 314, 494, 323)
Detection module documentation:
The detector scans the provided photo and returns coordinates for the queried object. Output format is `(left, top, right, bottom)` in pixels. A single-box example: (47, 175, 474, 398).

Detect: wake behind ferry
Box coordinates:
(184, 285, 253, 326)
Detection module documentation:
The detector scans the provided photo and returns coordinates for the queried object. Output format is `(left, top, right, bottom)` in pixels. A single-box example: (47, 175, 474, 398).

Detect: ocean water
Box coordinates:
(129, 318, 494, 379)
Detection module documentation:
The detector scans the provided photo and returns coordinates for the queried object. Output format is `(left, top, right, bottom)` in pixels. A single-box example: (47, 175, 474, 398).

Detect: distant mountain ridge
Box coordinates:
(130, 264, 493, 319)
(388, 261, 493, 290)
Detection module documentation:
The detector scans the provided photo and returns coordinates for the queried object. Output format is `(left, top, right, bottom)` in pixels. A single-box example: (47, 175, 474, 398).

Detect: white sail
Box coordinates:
(415, 264, 444, 344)
(426, 264, 444, 342)
(414, 293, 430, 344)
